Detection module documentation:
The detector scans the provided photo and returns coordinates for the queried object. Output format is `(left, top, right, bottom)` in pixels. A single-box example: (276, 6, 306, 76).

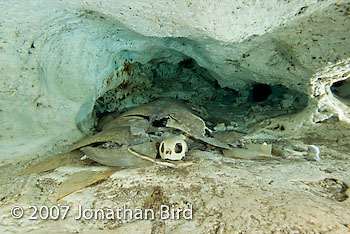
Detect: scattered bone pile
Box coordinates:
(67, 99, 229, 168)
(66, 98, 320, 168)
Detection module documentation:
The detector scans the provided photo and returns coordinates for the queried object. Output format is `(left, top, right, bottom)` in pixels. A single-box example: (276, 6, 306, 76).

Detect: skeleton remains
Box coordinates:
(159, 135, 188, 160)
(67, 98, 229, 168)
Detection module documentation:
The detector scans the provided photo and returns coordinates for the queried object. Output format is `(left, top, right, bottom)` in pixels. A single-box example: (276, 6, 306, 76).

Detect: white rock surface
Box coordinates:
(1, 0, 350, 164)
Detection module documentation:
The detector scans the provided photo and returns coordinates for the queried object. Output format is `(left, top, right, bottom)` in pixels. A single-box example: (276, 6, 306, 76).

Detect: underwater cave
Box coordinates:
(1, 1, 350, 233)
(92, 56, 308, 133)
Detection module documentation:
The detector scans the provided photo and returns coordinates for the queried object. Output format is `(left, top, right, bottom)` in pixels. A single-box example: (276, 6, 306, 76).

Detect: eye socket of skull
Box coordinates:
(175, 142, 183, 153)
(160, 142, 165, 153)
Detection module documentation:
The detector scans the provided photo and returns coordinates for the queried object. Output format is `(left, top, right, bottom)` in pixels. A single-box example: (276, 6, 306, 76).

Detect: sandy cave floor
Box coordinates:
(0, 120, 350, 234)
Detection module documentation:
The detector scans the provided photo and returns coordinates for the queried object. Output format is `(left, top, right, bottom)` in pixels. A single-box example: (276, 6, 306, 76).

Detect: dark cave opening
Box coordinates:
(331, 79, 350, 104)
(252, 84, 272, 102)
(93, 56, 309, 131)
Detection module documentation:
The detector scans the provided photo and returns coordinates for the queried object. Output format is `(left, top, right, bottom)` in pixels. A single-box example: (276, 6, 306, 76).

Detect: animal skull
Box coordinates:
(159, 135, 188, 160)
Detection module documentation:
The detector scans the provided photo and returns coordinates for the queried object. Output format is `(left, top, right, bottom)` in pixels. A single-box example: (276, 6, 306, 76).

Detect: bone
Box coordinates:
(159, 135, 188, 160)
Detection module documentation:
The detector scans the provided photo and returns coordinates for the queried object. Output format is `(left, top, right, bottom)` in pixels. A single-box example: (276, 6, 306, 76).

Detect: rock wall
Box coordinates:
(0, 0, 350, 165)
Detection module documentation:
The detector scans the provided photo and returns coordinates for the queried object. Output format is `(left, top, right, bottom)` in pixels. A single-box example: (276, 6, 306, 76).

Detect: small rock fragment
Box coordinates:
(305, 145, 320, 161)
(214, 123, 226, 132)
